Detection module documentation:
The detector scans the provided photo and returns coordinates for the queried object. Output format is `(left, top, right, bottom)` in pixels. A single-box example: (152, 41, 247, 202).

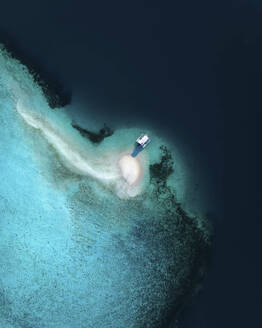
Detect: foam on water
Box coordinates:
(0, 45, 210, 328)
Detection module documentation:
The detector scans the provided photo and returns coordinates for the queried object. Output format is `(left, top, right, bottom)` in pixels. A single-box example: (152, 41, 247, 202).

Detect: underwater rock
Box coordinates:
(71, 121, 114, 143)
(148, 145, 212, 324)
(150, 145, 174, 183)
(35, 76, 71, 109)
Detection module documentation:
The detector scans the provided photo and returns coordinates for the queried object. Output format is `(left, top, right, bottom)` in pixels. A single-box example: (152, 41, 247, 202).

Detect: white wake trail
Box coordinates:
(15, 99, 145, 199)
(16, 101, 120, 182)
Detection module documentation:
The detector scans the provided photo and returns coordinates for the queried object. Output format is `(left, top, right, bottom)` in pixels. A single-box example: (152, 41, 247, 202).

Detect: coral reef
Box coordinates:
(71, 121, 113, 143)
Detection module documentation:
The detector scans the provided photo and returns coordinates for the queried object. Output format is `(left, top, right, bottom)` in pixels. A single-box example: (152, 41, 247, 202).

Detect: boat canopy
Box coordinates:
(136, 134, 150, 146)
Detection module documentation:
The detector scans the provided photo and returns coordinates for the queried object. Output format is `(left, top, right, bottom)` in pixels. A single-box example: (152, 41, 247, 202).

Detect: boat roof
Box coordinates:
(137, 134, 149, 144)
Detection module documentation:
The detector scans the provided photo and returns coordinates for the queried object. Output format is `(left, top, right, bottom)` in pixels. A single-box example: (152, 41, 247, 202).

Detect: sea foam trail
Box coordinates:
(15, 98, 146, 199)
(16, 101, 119, 181)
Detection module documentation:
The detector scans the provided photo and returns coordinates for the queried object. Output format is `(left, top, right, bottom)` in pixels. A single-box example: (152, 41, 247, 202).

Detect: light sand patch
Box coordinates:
(118, 155, 142, 186)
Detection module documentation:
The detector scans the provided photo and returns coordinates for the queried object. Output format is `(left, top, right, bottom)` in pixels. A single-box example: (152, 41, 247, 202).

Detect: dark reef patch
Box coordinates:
(71, 121, 113, 144)
(150, 145, 174, 182)
(0, 42, 71, 109)
(147, 145, 212, 326)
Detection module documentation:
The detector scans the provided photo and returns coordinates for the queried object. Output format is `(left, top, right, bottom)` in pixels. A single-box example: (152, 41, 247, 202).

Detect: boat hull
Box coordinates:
(131, 143, 143, 157)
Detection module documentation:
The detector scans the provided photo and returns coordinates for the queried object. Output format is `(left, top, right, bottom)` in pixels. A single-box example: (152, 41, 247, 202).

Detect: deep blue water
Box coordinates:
(0, 1, 260, 327)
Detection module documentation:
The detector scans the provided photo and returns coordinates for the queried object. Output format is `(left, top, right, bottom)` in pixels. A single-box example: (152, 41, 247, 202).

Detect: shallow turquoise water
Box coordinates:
(0, 45, 211, 328)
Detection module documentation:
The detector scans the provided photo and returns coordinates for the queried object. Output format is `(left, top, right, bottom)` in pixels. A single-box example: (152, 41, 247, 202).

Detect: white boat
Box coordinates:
(131, 134, 151, 157)
(136, 134, 151, 148)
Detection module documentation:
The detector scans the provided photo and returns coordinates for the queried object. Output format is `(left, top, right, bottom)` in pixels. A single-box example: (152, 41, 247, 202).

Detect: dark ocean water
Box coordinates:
(0, 1, 260, 327)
